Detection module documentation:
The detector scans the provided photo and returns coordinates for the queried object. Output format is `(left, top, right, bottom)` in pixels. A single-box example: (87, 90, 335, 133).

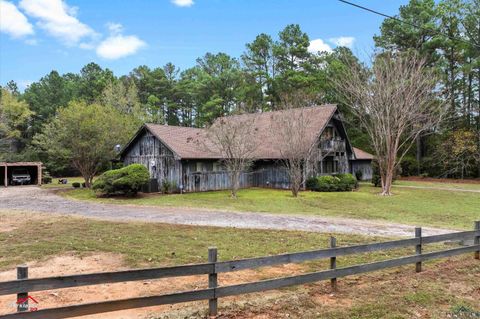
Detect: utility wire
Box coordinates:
(338, 0, 480, 49)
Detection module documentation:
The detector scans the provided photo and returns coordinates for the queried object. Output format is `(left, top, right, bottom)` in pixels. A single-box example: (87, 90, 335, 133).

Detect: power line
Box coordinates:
(338, 0, 480, 49)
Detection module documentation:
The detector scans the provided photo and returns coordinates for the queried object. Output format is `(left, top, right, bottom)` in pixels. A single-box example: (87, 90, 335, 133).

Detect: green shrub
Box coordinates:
(92, 164, 150, 197)
(72, 182, 81, 188)
(315, 174, 357, 192)
(371, 160, 381, 187)
(337, 173, 358, 191)
(317, 175, 341, 192)
(400, 156, 419, 176)
(355, 170, 363, 181)
(306, 176, 319, 191)
(42, 171, 52, 184)
(161, 179, 177, 194)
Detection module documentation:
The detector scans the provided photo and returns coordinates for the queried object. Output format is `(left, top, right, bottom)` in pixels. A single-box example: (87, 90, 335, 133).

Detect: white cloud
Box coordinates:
(106, 22, 123, 35)
(19, 0, 95, 45)
(0, 0, 34, 38)
(308, 39, 332, 54)
(18, 80, 33, 90)
(171, 0, 194, 7)
(329, 36, 355, 48)
(96, 34, 146, 60)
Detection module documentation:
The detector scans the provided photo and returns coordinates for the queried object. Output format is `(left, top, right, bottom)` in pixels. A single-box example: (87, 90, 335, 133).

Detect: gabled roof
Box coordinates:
(144, 124, 220, 159)
(122, 104, 366, 160)
(353, 147, 374, 160)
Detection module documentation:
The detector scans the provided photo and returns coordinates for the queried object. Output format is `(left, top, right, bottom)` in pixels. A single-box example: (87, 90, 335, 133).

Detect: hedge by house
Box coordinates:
(92, 164, 150, 197)
(306, 173, 358, 192)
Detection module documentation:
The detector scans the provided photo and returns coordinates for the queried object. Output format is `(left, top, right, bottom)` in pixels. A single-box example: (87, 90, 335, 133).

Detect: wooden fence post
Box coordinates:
(17, 265, 28, 312)
(415, 227, 422, 273)
(208, 247, 218, 317)
(475, 221, 479, 260)
(330, 236, 337, 292)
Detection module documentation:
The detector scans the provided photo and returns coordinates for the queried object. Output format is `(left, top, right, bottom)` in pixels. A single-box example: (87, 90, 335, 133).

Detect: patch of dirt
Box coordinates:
(0, 223, 16, 233)
(0, 212, 44, 233)
(0, 253, 311, 319)
(0, 253, 478, 318)
(399, 176, 480, 184)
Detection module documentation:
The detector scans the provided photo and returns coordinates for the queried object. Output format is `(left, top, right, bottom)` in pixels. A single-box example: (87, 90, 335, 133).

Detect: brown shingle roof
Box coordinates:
(143, 104, 338, 159)
(144, 124, 221, 159)
(353, 147, 374, 160)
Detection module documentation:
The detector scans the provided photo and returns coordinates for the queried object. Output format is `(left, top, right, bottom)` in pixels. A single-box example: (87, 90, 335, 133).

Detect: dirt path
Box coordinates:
(0, 186, 455, 237)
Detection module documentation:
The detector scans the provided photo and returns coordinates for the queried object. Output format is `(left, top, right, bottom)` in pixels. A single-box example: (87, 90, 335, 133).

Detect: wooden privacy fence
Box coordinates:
(0, 222, 478, 319)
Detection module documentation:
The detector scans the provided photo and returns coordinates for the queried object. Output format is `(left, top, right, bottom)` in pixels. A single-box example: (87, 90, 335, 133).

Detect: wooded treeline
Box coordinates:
(1, 0, 479, 178)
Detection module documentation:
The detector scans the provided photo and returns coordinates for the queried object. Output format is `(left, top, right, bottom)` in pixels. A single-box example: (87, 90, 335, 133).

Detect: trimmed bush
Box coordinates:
(315, 174, 357, 192)
(306, 176, 319, 191)
(317, 175, 341, 192)
(92, 164, 150, 197)
(336, 173, 358, 191)
(72, 182, 81, 188)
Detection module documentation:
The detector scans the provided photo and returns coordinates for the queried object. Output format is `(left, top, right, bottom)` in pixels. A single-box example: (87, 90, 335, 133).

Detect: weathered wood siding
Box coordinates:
(181, 160, 291, 192)
(351, 160, 373, 180)
(121, 130, 182, 189)
(183, 171, 251, 192)
(251, 161, 290, 189)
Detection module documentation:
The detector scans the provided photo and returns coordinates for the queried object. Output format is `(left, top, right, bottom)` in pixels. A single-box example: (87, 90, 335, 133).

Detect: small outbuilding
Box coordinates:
(0, 162, 43, 187)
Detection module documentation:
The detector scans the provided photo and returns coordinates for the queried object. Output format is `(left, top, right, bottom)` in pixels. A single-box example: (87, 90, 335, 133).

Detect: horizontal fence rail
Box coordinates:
(0, 263, 213, 296)
(0, 222, 478, 319)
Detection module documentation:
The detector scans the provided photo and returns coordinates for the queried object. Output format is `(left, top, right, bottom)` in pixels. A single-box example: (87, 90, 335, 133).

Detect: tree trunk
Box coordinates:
(230, 171, 240, 198)
(83, 175, 92, 188)
(381, 169, 394, 196)
(416, 136, 422, 175)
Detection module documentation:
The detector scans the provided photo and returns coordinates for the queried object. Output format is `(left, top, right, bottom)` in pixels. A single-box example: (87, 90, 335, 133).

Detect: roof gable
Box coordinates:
(353, 147, 374, 160)
(121, 105, 340, 160)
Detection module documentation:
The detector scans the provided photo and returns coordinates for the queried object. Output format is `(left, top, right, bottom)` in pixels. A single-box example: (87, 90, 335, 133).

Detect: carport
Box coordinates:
(0, 162, 43, 187)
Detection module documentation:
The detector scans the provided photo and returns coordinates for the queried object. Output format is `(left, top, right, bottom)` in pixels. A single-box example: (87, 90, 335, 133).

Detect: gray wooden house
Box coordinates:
(119, 105, 373, 192)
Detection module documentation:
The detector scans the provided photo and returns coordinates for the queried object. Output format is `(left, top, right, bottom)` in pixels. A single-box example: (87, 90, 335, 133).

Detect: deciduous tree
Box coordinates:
(336, 52, 446, 195)
(33, 101, 135, 187)
(0, 89, 33, 158)
(205, 113, 259, 198)
(270, 91, 316, 197)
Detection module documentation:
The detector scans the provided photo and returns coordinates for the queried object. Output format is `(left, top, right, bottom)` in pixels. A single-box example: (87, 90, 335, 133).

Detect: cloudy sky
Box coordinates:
(0, 0, 408, 89)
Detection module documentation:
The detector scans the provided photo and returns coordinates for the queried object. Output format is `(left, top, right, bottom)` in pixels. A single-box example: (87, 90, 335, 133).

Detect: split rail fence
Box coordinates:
(0, 222, 478, 319)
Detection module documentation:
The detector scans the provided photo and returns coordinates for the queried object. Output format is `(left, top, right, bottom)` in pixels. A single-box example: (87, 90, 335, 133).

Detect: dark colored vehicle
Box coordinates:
(11, 169, 31, 185)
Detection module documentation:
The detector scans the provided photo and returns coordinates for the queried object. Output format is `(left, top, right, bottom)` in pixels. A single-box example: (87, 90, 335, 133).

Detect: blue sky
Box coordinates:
(0, 0, 409, 90)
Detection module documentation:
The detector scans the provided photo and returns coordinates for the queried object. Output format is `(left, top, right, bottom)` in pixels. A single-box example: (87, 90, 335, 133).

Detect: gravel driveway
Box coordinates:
(0, 186, 455, 237)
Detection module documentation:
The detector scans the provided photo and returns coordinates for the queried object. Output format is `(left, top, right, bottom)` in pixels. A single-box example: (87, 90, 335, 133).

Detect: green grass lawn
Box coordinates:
(41, 176, 87, 189)
(0, 212, 391, 270)
(64, 182, 480, 230)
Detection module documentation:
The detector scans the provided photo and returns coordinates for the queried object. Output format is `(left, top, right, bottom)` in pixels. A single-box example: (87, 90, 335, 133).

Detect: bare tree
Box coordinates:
(206, 114, 259, 198)
(271, 92, 316, 197)
(337, 52, 446, 195)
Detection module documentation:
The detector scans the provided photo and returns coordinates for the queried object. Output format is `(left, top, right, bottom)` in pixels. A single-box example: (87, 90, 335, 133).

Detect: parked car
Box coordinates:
(10, 169, 31, 185)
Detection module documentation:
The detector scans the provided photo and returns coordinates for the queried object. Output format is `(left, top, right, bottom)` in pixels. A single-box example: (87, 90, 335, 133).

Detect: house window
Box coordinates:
(323, 159, 338, 174)
(196, 162, 204, 172)
(323, 127, 334, 139)
(213, 162, 222, 171)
